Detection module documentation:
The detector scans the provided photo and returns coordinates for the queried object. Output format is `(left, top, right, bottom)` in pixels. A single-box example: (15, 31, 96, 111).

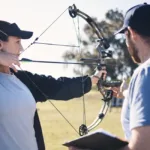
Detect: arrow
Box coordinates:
(20, 58, 98, 65)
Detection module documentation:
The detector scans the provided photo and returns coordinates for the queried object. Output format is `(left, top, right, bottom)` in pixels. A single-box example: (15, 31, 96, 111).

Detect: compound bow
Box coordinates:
(20, 4, 122, 136)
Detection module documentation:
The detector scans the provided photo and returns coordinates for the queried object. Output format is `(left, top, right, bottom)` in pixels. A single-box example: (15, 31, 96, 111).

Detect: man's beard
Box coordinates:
(127, 36, 141, 64)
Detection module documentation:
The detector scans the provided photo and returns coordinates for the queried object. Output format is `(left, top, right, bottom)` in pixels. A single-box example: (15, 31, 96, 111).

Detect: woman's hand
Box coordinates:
(0, 51, 20, 72)
(91, 70, 107, 85)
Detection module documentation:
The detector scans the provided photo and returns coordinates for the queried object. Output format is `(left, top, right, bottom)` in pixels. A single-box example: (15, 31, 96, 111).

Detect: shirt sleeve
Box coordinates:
(15, 70, 92, 102)
(130, 66, 150, 130)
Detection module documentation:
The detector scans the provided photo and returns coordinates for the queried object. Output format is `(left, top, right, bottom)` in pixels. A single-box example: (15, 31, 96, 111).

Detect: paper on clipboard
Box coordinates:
(63, 129, 128, 150)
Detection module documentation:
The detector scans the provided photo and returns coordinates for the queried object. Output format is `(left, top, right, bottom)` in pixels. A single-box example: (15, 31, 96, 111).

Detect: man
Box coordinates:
(0, 20, 106, 150)
(69, 2, 150, 150)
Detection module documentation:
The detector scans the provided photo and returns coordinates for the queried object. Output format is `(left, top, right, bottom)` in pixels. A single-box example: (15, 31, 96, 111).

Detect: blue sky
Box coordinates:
(1, 0, 148, 78)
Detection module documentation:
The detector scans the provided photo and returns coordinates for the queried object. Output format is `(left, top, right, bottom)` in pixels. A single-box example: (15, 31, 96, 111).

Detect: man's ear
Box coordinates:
(127, 27, 138, 40)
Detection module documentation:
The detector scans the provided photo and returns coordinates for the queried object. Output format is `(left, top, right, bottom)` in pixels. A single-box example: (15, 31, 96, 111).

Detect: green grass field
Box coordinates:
(36, 91, 124, 150)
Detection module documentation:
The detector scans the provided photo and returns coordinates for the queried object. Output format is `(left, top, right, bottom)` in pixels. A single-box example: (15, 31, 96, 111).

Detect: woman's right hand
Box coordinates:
(0, 51, 20, 72)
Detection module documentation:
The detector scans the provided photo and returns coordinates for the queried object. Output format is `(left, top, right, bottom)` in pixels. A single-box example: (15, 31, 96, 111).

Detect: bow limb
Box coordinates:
(87, 101, 109, 131)
(69, 4, 110, 49)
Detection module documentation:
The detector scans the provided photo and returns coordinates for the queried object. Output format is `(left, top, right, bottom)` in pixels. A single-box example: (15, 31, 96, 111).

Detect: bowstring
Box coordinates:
(19, 66, 79, 135)
(72, 16, 86, 127)
(78, 17, 87, 127)
(77, 16, 86, 127)
(19, 6, 81, 135)
(23, 7, 69, 52)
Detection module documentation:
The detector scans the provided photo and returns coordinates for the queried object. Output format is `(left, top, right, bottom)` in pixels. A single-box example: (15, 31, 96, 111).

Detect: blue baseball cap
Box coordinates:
(115, 3, 150, 36)
(0, 20, 33, 39)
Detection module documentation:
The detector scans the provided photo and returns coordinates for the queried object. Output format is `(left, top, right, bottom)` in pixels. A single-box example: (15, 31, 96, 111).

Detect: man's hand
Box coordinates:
(0, 51, 20, 72)
(120, 79, 128, 93)
(91, 69, 107, 85)
(111, 79, 128, 99)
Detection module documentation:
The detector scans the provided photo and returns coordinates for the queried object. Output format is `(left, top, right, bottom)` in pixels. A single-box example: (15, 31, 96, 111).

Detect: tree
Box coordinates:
(63, 9, 138, 80)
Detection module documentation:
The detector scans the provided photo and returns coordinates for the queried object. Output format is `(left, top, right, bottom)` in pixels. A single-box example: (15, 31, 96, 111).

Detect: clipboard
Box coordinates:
(63, 129, 128, 150)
